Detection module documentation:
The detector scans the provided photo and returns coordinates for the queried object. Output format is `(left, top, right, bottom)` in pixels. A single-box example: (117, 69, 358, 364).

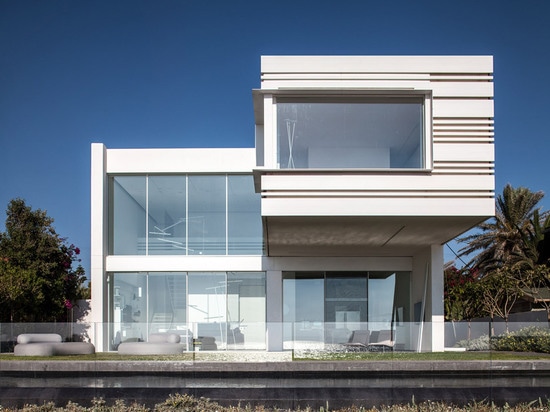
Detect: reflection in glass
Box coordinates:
(188, 176, 226, 255)
(228, 175, 263, 255)
(112, 176, 146, 255)
(148, 176, 187, 255)
(227, 272, 266, 349)
(111, 174, 262, 256)
(325, 273, 368, 339)
(110, 271, 266, 351)
(148, 273, 187, 334)
(111, 273, 147, 350)
(277, 98, 424, 169)
(188, 272, 227, 348)
(283, 272, 324, 344)
(283, 271, 411, 348)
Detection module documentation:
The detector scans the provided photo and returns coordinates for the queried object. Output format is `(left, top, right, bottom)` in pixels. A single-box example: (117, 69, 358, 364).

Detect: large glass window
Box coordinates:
(188, 176, 226, 255)
(283, 272, 325, 344)
(283, 271, 410, 347)
(325, 272, 368, 332)
(148, 176, 187, 255)
(110, 174, 262, 255)
(277, 97, 424, 169)
(227, 272, 266, 349)
(112, 176, 146, 255)
(228, 175, 262, 255)
(110, 272, 266, 351)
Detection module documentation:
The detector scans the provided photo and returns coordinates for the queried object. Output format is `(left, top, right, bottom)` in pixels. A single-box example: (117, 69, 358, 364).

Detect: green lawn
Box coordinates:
(293, 350, 550, 361)
(1, 350, 550, 362)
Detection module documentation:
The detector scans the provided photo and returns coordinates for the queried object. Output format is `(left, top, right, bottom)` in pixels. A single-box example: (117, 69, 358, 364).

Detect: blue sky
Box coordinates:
(1, 0, 549, 276)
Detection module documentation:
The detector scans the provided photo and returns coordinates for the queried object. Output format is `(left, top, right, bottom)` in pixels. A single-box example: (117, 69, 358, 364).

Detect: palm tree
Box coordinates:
(457, 184, 547, 274)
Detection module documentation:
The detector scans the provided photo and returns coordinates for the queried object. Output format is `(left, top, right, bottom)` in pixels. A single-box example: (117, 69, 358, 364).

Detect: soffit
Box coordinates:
(264, 216, 486, 257)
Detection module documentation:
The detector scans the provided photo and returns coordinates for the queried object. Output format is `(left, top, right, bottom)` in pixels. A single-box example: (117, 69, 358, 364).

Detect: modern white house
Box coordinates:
(90, 55, 494, 352)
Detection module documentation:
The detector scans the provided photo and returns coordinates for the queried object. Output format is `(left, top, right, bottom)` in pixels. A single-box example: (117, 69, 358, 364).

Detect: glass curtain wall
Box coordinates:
(110, 272, 266, 351)
(277, 97, 424, 169)
(283, 271, 410, 348)
(188, 176, 226, 255)
(148, 176, 187, 255)
(228, 176, 263, 255)
(112, 177, 146, 255)
(111, 174, 262, 255)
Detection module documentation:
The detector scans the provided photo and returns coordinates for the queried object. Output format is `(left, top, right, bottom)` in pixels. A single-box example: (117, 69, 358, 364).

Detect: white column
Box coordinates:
(90, 143, 108, 351)
(262, 95, 277, 168)
(266, 270, 283, 351)
(430, 244, 445, 352)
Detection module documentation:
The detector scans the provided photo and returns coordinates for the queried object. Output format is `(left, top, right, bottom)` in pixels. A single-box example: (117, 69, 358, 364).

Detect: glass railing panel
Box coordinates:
(2, 320, 549, 355)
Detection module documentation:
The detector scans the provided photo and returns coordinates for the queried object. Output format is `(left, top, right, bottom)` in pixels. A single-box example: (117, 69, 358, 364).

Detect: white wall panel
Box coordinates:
(261, 56, 493, 74)
(262, 197, 495, 217)
(107, 148, 256, 173)
(433, 143, 495, 162)
(433, 99, 494, 118)
(261, 174, 494, 192)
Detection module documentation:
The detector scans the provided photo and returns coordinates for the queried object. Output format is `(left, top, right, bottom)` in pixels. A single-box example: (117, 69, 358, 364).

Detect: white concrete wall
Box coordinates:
(90, 143, 108, 350)
(255, 55, 495, 219)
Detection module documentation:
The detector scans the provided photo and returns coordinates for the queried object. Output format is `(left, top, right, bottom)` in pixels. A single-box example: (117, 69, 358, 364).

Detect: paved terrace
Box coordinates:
(1, 354, 550, 408)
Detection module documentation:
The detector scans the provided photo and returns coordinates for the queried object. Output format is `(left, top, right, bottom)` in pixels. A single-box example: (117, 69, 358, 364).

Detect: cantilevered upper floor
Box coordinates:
(252, 55, 495, 256)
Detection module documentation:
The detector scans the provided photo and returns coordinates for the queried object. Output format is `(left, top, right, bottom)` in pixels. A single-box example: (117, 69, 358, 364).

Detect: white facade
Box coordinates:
(91, 56, 494, 352)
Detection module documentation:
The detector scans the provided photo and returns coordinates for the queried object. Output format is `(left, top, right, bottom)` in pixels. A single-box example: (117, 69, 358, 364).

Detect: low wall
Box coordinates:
(1, 360, 550, 408)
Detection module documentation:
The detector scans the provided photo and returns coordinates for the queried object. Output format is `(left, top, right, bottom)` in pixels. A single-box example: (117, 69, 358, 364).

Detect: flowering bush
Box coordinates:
(0, 199, 87, 322)
(491, 326, 550, 353)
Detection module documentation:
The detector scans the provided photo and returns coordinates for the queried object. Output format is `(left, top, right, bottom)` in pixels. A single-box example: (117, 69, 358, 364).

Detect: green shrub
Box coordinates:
(456, 334, 491, 351)
(154, 393, 227, 412)
(1, 395, 550, 411)
(491, 326, 550, 353)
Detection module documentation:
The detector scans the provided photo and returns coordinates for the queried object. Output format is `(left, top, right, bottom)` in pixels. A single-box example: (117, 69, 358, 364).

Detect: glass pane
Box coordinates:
(277, 98, 423, 169)
(148, 176, 187, 255)
(112, 176, 146, 255)
(188, 176, 226, 255)
(111, 273, 147, 350)
(325, 272, 367, 342)
(283, 272, 324, 344)
(148, 273, 187, 334)
(228, 175, 263, 255)
(227, 272, 266, 349)
(188, 272, 227, 349)
(368, 271, 397, 329)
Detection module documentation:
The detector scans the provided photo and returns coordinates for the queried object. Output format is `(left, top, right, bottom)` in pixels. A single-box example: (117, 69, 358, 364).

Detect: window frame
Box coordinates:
(272, 92, 432, 171)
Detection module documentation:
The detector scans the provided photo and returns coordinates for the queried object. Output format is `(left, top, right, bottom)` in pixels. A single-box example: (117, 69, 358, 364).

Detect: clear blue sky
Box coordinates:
(1, 0, 549, 276)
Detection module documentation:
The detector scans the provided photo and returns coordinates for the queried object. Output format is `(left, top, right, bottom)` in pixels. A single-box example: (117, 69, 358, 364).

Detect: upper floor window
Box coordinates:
(111, 174, 263, 256)
(276, 96, 424, 169)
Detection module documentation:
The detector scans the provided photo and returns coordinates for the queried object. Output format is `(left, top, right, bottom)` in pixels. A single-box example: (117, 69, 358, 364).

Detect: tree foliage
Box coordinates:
(457, 184, 549, 273)
(0, 198, 87, 322)
(448, 184, 550, 326)
(444, 265, 483, 322)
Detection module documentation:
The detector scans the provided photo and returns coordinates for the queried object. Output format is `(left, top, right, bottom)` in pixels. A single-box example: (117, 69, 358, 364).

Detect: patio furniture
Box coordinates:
(14, 333, 95, 356)
(117, 332, 185, 355)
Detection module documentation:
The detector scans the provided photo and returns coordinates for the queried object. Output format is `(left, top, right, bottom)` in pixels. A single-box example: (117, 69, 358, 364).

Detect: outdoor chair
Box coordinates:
(342, 329, 370, 351)
(367, 329, 395, 352)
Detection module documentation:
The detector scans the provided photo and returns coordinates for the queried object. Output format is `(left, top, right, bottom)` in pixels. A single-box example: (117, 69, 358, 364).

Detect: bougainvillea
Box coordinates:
(0, 199, 87, 322)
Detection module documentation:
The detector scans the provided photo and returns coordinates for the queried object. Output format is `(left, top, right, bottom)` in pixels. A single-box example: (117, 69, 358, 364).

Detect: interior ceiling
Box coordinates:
(264, 216, 487, 257)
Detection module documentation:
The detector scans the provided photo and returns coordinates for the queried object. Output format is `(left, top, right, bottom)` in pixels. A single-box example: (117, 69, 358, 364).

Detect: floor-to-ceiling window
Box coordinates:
(283, 272, 324, 344)
(110, 174, 263, 256)
(283, 271, 410, 349)
(110, 272, 266, 351)
(148, 176, 187, 254)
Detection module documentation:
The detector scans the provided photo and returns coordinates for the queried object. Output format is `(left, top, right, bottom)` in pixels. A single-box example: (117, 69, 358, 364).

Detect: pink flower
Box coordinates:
(74, 247, 80, 255)
(64, 299, 73, 309)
